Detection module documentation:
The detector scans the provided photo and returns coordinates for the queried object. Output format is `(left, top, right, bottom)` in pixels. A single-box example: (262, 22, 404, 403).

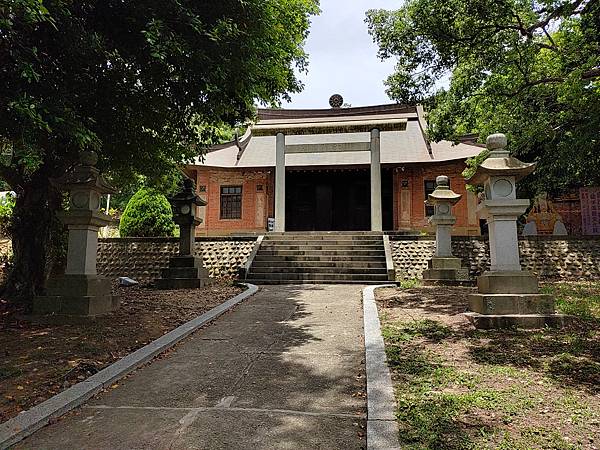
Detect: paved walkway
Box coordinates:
(18, 285, 367, 449)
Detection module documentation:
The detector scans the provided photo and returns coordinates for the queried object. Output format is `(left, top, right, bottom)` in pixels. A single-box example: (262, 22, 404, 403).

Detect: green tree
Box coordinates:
(119, 188, 175, 237)
(367, 0, 600, 196)
(0, 0, 319, 301)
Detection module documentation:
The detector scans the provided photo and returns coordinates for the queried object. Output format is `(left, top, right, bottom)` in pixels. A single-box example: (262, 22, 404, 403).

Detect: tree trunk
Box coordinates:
(2, 173, 64, 305)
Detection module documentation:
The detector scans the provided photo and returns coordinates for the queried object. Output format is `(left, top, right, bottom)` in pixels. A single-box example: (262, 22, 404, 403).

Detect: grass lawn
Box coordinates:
(376, 281, 600, 450)
(0, 281, 243, 423)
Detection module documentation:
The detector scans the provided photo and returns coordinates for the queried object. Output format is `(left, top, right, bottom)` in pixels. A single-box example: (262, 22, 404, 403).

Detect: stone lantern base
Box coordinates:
(155, 255, 211, 290)
(422, 257, 472, 286)
(465, 271, 568, 329)
(33, 274, 120, 316)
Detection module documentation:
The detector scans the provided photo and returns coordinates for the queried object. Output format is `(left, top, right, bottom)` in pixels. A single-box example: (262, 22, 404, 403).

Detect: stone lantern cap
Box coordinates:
(426, 175, 462, 206)
(51, 151, 116, 194)
(169, 178, 207, 208)
(467, 133, 535, 186)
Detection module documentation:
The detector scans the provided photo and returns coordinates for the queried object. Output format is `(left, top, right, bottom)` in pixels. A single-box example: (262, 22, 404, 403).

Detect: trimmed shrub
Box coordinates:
(119, 188, 175, 237)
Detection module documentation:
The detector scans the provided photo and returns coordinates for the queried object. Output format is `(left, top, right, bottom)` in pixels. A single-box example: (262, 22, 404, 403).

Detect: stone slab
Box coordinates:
(428, 257, 462, 270)
(33, 294, 117, 316)
(367, 420, 401, 450)
(16, 407, 364, 450)
(476, 270, 539, 294)
(468, 293, 555, 315)
(1, 284, 258, 449)
(464, 312, 569, 329)
(231, 354, 364, 414)
(422, 279, 475, 287)
(154, 277, 207, 290)
(362, 285, 401, 450)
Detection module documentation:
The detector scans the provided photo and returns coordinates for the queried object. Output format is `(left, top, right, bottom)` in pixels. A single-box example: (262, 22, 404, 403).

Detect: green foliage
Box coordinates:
(119, 188, 175, 237)
(0, 0, 319, 296)
(398, 278, 421, 289)
(462, 149, 490, 192)
(0, 194, 15, 236)
(541, 282, 600, 319)
(382, 319, 452, 343)
(367, 0, 600, 195)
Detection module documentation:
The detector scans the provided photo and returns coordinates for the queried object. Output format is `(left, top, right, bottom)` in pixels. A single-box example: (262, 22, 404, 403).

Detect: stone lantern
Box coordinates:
(422, 175, 469, 285)
(34, 151, 119, 316)
(465, 133, 565, 328)
(156, 178, 211, 289)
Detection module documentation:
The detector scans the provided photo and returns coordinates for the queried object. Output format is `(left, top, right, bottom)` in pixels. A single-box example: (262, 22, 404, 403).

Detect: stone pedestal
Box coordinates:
(464, 134, 566, 328)
(466, 270, 566, 328)
(33, 151, 118, 316)
(156, 178, 211, 290)
(422, 176, 470, 286)
(422, 257, 470, 286)
(155, 256, 210, 289)
(34, 274, 119, 316)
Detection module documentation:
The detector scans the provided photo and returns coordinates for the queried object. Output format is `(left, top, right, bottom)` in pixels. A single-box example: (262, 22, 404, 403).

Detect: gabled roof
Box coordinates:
(192, 104, 483, 169)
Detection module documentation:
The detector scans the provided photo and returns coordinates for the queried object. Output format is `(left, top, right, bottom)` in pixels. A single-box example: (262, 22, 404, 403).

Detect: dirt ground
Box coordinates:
(0, 281, 244, 423)
(376, 282, 600, 450)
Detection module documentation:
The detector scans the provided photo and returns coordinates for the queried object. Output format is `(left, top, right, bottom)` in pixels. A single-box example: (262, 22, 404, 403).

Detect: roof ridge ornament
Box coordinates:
(329, 94, 343, 109)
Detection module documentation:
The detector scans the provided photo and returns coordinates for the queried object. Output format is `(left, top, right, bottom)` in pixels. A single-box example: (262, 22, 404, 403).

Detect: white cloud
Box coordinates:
(287, 0, 400, 109)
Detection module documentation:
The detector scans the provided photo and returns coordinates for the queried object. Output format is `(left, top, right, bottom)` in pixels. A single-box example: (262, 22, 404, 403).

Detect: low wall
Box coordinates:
(97, 237, 257, 282)
(390, 236, 600, 280)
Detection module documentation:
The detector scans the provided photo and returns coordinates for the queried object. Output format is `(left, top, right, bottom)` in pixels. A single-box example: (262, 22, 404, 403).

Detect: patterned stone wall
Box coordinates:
(97, 237, 257, 282)
(390, 237, 600, 280)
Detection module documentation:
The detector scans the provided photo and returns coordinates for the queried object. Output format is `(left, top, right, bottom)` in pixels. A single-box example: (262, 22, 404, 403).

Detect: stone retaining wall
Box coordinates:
(97, 237, 257, 282)
(391, 236, 600, 280)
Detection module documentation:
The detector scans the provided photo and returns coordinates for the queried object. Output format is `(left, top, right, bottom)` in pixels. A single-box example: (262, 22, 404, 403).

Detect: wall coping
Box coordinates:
(99, 236, 258, 243)
(389, 235, 600, 242)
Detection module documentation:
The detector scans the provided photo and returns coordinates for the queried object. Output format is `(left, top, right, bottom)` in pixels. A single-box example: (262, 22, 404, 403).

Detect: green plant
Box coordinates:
(119, 188, 175, 237)
(399, 278, 421, 289)
(0, 193, 15, 236)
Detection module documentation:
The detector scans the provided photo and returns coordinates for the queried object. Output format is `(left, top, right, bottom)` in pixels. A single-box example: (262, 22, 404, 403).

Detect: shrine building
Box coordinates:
(185, 101, 483, 236)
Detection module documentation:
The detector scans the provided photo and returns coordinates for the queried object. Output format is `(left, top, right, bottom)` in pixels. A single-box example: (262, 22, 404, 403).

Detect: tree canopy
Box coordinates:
(0, 0, 319, 299)
(367, 0, 600, 195)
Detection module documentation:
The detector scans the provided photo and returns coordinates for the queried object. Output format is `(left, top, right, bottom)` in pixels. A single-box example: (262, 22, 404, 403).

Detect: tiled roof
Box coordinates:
(192, 104, 483, 168)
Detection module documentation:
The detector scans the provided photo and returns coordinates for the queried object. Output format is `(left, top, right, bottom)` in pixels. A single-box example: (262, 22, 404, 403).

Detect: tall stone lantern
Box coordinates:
(422, 175, 469, 285)
(156, 178, 211, 289)
(465, 134, 565, 328)
(34, 151, 119, 316)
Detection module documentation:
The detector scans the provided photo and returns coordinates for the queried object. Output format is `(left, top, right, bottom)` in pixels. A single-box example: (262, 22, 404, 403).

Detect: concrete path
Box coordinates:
(17, 285, 367, 449)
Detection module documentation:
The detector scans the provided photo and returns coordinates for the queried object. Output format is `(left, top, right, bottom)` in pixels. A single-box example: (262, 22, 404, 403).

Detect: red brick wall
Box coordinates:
(392, 161, 480, 235)
(192, 167, 271, 235)
(188, 161, 479, 236)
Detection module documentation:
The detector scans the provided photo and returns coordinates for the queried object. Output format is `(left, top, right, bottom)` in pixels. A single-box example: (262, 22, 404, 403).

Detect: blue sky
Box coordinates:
(286, 0, 399, 109)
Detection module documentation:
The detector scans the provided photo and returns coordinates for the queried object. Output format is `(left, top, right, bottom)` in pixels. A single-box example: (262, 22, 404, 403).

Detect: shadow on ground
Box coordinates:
(16, 283, 367, 450)
(376, 284, 600, 449)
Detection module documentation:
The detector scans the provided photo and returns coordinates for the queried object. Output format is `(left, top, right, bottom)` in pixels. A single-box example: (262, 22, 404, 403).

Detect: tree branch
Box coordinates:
(528, 0, 590, 34)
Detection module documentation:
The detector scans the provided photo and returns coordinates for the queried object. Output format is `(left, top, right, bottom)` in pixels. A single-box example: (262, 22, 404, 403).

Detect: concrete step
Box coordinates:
(263, 240, 383, 246)
(246, 272, 389, 282)
(251, 260, 387, 269)
(253, 255, 387, 262)
(260, 244, 384, 251)
(249, 266, 387, 274)
(264, 236, 384, 242)
(257, 249, 386, 257)
(244, 279, 392, 285)
(266, 231, 383, 236)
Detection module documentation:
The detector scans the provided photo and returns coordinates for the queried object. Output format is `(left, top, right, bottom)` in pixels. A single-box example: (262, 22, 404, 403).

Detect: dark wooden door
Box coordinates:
(315, 184, 333, 230)
(286, 170, 372, 231)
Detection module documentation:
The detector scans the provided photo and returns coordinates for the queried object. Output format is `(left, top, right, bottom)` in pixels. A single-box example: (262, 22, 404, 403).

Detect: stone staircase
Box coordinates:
(245, 232, 391, 284)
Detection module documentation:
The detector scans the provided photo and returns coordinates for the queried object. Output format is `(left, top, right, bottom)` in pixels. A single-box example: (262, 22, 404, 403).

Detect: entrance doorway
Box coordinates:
(285, 169, 393, 231)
